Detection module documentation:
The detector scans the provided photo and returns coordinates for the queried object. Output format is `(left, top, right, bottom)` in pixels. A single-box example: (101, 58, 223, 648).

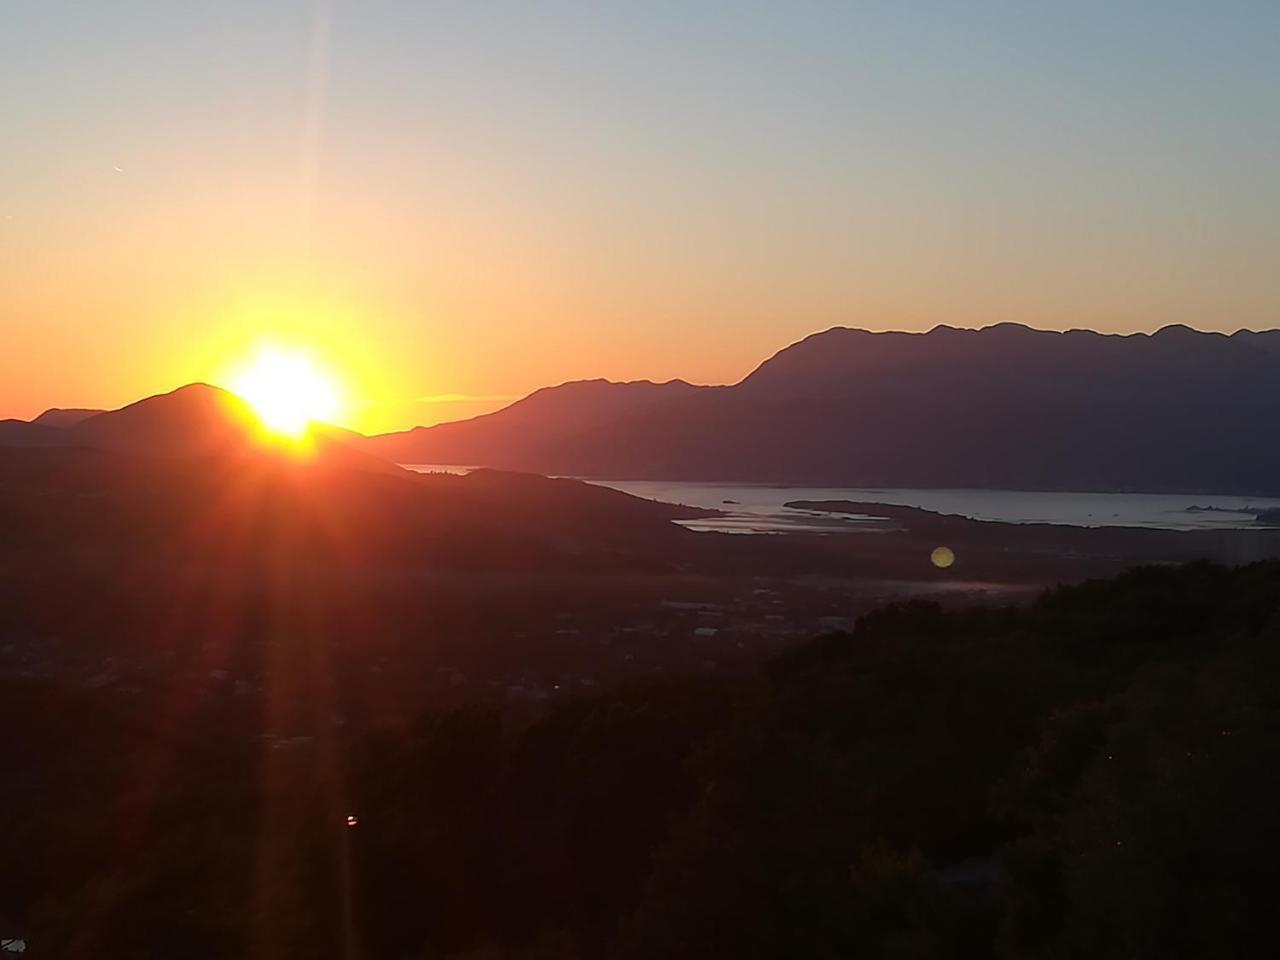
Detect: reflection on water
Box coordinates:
(402, 466, 1280, 535)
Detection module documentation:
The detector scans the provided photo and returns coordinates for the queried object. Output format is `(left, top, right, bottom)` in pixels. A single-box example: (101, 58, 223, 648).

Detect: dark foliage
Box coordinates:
(3, 561, 1278, 957)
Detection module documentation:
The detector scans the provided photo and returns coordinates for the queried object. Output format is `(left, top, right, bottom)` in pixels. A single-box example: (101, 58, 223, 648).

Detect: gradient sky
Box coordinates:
(2, 1, 1277, 432)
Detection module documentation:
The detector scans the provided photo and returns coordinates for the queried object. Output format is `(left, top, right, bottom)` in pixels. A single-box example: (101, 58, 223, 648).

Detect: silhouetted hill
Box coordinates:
(31, 407, 104, 427)
(0, 418, 58, 447)
(0, 407, 103, 446)
(61, 383, 264, 456)
(0, 443, 711, 581)
(366, 378, 709, 466)
(1, 383, 397, 475)
(368, 324, 1280, 494)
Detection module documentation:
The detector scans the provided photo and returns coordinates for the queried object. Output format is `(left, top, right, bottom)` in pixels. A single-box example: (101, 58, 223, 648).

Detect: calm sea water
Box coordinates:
(402, 466, 1280, 534)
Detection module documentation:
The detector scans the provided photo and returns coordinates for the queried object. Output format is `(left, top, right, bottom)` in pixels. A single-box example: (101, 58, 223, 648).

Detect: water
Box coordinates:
(402, 467, 1280, 534)
(597, 481, 1280, 534)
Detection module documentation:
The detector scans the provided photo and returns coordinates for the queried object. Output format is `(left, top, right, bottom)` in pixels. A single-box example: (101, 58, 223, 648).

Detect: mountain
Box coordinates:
(31, 407, 104, 427)
(0, 408, 101, 446)
(60, 383, 265, 456)
(366, 324, 1280, 495)
(365, 378, 709, 467)
(0, 380, 716, 573)
(0, 419, 58, 447)
(1, 384, 249, 453)
(0, 446, 710, 583)
(0, 383, 395, 474)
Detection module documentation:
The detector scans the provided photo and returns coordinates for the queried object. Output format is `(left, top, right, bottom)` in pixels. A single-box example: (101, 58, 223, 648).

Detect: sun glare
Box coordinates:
(228, 346, 344, 438)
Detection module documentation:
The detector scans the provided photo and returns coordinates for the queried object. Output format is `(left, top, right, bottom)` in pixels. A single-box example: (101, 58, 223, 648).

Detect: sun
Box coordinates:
(227, 346, 345, 438)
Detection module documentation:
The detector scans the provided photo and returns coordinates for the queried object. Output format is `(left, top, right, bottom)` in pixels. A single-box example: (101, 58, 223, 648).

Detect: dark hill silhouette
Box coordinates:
(0, 418, 58, 447)
(1, 383, 397, 475)
(62, 383, 264, 456)
(366, 324, 1280, 494)
(0, 407, 102, 446)
(0, 443, 712, 578)
(0, 383, 719, 573)
(367, 378, 707, 467)
(31, 407, 104, 427)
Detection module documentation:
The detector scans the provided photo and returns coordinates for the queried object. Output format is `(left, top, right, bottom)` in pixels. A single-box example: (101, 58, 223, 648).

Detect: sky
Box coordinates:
(2, 1, 1278, 432)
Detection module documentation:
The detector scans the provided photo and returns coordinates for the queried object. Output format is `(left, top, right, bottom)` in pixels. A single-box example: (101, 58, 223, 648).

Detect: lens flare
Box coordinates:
(228, 346, 344, 438)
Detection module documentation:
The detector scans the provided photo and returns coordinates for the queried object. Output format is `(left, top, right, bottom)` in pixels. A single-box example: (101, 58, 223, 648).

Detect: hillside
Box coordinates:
(366, 324, 1280, 494)
(0, 383, 398, 475)
(31, 408, 104, 427)
(366, 377, 707, 467)
(0, 444, 709, 579)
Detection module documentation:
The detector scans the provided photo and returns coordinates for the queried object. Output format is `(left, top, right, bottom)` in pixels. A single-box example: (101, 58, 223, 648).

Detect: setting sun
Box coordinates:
(227, 346, 344, 438)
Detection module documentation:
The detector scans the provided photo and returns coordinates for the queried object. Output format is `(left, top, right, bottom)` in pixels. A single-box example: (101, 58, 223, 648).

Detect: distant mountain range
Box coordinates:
(4, 324, 1278, 494)
(363, 324, 1280, 495)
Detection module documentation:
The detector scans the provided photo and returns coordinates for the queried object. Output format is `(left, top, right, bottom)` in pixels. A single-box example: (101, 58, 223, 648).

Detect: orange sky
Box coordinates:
(3, 3, 1277, 434)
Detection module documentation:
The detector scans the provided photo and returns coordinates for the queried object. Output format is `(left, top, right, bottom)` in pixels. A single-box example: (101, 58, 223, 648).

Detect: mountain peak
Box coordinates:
(0, 382, 397, 474)
(363, 322, 1280, 493)
(1151, 323, 1220, 340)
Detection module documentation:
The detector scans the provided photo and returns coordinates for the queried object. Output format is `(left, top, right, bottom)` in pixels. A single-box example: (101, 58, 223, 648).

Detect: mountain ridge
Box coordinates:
(5, 323, 1279, 494)
(364, 323, 1280, 494)
(31, 407, 105, 428)
(366, 377, 710, 466)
